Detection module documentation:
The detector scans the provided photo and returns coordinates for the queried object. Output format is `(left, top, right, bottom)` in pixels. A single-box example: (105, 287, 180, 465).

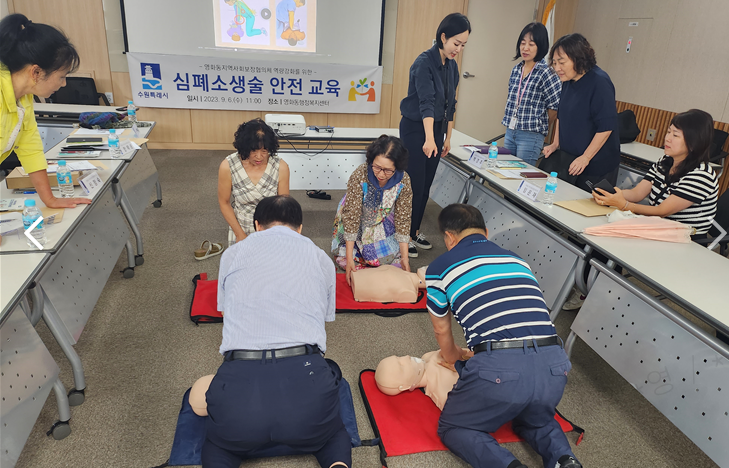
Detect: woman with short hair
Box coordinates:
(543, 33, 620, 192)
(399, 13, 471, 258)
(218, 118, 290, 246)
(501, 22, 562, 166)
(593, 109, 718, 237)
(0, 14, 90, 209)
(332, 135, 412, 285)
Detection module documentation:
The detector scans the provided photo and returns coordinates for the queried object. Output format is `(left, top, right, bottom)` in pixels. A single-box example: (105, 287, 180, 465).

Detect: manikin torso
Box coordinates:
(419, 351, 459, 410)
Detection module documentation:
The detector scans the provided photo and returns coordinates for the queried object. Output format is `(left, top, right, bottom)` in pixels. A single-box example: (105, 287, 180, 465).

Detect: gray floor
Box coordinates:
(16, 149, 717, 468)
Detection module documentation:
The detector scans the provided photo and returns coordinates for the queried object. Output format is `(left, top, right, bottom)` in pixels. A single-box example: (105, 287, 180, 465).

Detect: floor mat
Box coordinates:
(358, 369, 584, 466)
(336, 273, 427, 316)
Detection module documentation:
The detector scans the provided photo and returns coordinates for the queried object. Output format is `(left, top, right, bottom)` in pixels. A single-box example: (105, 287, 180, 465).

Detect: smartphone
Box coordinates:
(587, 178, 616, 195)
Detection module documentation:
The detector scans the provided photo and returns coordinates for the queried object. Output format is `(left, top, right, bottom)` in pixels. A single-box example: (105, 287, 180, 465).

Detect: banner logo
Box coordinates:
(141, 63, 162, 90)
(348, 78, 376, 102)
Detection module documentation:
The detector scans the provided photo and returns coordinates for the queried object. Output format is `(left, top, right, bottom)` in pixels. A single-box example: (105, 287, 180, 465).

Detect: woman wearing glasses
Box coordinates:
(332, 135, 413, 285)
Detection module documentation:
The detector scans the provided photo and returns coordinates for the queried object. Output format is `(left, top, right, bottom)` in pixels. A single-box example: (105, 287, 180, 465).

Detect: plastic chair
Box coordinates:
(694, 189, 729, 257)
(48, 77, 110, 106)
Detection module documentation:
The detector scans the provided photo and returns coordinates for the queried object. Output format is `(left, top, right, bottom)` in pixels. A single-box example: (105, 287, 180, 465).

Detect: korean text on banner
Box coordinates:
(127, 52, 382, 114)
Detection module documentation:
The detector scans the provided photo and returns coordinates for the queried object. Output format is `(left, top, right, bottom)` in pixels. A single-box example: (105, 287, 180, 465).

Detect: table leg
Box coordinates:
(550, 261, 577, 322)
(35, 283, 86, 405)
(153, 179, 163, 207)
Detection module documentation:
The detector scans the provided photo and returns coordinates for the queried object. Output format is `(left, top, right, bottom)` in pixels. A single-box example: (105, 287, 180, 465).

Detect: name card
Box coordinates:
(79, 171, 104, 197)
(517, 180, 541, 201)
(468, 150, 486, 168)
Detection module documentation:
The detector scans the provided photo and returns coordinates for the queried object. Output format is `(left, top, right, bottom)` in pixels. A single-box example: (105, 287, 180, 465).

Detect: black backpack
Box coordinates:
(617, 109, 641, 143)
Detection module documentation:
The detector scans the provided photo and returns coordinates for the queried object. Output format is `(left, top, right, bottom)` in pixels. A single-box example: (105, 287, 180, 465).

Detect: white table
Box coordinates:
(620, 141, 666, 165)
(0, 159, 125, 253)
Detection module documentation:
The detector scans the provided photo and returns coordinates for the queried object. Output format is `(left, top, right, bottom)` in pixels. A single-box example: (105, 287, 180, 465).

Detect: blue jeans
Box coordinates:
(438, 344, 577, 468)
(504, 128, 545, 167)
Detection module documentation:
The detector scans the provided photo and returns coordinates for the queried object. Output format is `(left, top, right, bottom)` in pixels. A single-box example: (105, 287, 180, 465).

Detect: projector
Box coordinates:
(264, 114, 307, 136)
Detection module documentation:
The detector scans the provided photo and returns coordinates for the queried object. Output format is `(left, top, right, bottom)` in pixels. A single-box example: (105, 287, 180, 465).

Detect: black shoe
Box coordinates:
(557, 455, 582, 468)
(413, 233, 433, 250)
(507, 460, 527, 468)
(408, 241, 418, 258)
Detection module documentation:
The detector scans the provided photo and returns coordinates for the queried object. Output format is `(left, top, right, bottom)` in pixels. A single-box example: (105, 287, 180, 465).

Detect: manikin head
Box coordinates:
(375, 355, 426, 395)
(189, 374, 215, 416)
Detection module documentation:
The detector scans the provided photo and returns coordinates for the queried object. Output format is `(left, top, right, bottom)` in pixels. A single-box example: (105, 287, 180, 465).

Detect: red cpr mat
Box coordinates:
(358, 370, 584, 465)
(335, 273, 427, 316)
(189, 273, 223, 325)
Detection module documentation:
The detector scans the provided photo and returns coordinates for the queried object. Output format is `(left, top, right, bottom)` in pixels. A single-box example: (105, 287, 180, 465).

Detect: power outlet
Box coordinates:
(646, 128, 656, 141)
(105, 92, 114, 104)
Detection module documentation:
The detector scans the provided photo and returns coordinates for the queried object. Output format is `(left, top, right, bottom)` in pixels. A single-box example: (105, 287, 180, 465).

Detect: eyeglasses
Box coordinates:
(372, 164, 395, 177)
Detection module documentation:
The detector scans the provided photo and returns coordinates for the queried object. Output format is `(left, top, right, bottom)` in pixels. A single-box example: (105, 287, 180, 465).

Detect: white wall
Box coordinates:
(573, 0, 729, 122)
(101, 0, 398, 84)
(1, 0, 10, 19)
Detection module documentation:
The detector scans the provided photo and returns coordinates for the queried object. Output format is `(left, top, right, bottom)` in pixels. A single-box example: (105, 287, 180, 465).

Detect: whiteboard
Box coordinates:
(122, 0, 384, 66)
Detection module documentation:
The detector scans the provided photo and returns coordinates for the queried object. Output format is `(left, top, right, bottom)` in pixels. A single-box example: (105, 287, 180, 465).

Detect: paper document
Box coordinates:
(0, 212, 23, 235)
(45, 161, 99, 173)
(488, 169, 523, 179)
(555, 198, 616, 217)
(0, 198, 26, 211)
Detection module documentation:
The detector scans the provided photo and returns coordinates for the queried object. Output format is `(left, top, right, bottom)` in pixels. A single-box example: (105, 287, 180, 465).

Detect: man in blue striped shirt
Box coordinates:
(203, 196, 350, 468)
(426, 204, 581, 468)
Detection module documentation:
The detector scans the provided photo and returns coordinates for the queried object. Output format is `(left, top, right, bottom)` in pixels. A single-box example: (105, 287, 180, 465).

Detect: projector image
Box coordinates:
(264, 114, 307, 135)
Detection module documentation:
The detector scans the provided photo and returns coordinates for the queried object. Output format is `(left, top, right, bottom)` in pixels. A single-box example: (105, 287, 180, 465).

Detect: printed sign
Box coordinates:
(127, 52, 382, 114)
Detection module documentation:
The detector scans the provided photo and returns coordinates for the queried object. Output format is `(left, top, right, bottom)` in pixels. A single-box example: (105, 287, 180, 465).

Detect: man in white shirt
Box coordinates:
(203, 195, 350, 468)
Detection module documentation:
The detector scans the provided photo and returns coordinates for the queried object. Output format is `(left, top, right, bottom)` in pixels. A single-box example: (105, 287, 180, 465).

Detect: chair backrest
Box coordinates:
(710, 129, 729, 159)
(709, 188, 729, 237)
(48, 77, 102, 105)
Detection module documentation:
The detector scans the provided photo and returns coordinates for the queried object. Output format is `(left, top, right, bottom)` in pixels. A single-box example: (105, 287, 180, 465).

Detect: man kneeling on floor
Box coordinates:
(203, 195, 351, 468)
(426, 204, 581, 468)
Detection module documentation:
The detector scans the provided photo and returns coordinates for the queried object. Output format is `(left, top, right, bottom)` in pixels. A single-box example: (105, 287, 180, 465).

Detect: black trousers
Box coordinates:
(202, 353, 351, 468)
(400, 116, 445, 239)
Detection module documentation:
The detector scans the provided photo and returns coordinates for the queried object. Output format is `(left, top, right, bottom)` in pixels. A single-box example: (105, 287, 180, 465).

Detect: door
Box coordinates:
(455, 0, 538, 142)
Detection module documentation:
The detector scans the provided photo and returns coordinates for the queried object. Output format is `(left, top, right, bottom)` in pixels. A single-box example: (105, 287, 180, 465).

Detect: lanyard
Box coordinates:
(513, 64, 534, 115)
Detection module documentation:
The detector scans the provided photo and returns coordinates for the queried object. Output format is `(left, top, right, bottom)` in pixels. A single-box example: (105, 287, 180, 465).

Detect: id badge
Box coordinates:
(508, 116, 517, 130)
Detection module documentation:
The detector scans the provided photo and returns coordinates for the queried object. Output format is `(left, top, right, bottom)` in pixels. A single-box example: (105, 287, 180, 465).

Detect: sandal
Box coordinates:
(307, 190, 331, 200)
(194, 240, 224, 261)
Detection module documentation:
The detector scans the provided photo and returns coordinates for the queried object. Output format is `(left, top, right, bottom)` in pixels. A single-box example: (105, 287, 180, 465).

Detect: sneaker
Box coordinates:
(557, 455, 582, 468)
(413, 233, 433, 250)
(408, 241, 418, 258)
(562, 289, 585, 311)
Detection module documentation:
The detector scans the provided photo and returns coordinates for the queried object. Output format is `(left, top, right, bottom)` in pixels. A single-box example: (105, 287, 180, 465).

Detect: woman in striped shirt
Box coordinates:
(592, 109, 718, 236)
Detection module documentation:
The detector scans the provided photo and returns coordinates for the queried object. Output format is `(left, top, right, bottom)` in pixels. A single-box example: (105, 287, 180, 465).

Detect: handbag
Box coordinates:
(537, 149, 579, 184)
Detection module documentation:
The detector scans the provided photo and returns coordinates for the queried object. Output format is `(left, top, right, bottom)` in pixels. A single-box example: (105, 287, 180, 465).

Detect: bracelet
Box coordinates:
(623, 201, 630, 211)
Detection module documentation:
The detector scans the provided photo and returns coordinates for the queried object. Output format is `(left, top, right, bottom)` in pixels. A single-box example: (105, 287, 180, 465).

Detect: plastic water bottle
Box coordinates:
(22, 199, 47, 247)
(487, 141, 498, 169)
(127, 101, 137, 123)
(56, 160, 74, 198)
(108, 129, 122, 158)
(543, 171, 558, 206)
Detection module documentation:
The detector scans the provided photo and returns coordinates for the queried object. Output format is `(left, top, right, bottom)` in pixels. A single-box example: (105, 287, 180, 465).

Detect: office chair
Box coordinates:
(710, 129, 728, 165)
(47, 77, 110, 106)
(694, 188, 729, 257)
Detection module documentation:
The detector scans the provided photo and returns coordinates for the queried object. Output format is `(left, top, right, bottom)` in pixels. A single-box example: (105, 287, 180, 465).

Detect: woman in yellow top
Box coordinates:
(0, 14, 90, 209)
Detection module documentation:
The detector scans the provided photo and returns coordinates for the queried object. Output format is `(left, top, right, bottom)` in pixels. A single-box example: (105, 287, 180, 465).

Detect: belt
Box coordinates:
(226, 344, 320, 361)
(473, 336, 562, 354)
